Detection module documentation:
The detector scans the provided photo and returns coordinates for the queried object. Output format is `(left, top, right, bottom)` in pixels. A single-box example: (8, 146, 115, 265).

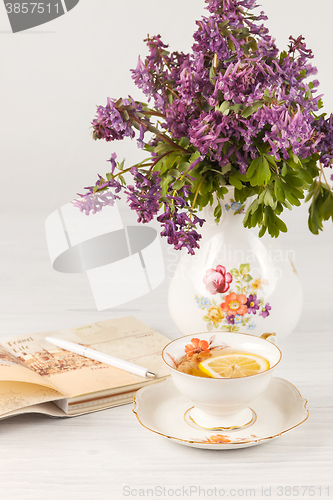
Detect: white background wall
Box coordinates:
(0, 0, 332, 215)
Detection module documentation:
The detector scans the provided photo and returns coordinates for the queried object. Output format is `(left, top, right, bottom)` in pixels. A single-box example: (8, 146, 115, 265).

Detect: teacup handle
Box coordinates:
(260, 332, 277, 345)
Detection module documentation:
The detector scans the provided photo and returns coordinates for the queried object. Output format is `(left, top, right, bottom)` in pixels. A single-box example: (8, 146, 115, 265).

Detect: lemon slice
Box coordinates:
(199, 353, 270, 378)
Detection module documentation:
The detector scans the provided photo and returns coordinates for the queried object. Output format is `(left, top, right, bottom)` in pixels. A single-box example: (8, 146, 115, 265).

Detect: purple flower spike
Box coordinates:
(72, 191, 117, 216)
(92, 98, 135, 142)
(126, 170, 161, 224)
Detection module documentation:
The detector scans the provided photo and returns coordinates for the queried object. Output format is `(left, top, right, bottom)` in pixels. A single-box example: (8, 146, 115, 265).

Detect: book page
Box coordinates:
(0, 344, 62, 389)
(0, 380, 64, 415)
(0, 401, 67, 421)
(1, 317, 171, 399)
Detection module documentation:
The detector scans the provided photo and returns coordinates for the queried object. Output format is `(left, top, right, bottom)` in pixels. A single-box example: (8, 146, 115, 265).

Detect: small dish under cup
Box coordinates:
(133, 377, 308, 449)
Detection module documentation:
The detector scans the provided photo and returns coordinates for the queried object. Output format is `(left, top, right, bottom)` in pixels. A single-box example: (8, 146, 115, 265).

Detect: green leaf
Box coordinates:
(189, 150, 201, 164)
(274, 215, 288, 233)
(172, 179, 185, 191)
(281, 163, 288, 176)
(218, 101, 230, 114)
(320, 191, 333, 220)
(241, 100, 263, 118)
(263, 189, 277, 209)
(228, 175, 243, 190)
(248, 205, 263, 227)
(243, 274, 253, 282)
(168, 169, 181, 178)
(214, 203, 222, 222)
(286, 157, 300, 170)
(248, 38, 258, 52)
(179, 137, 190, 148)
(230, 268, 240, 277)
(242, 210, 251, 227)
(308, 202, 323, 234)
(178, 162, 191, 172)
(264, 154, 278, 168)
(275, 202, 283, 215)
(118, 159, 125, 171)
(209, 66, 216, 84)
(217, 186, 229, 198)
(160, 176, 172, 196)
(228, 38, 236, 52)
(239, 263, 250, 275)
(287, 185, 305, 200)
(283, 173, 304, 188)
(220, 326, 230, 332)
(258, 225, 267, 237)
(221, 163, 232, 175)
(230, 103, 242, 114)
(247, 156, 271, 186)
(274, 179, 285, 202)
(280, 50, 288, 61)
(284, 189, 301, 206)
(268, 222, 279, 238)
(118, 174, 125, 185)
(298, 168, 313, 184)
(248, 198, 259, 213)
(247, 156, 262, 178)
(241, 106, 255, 118)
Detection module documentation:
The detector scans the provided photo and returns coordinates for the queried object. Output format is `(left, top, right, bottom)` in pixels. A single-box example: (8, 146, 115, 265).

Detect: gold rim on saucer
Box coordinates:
(132, 378, 309, 448)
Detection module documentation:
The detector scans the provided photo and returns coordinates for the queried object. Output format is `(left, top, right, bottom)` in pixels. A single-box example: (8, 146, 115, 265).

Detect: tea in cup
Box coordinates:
(162, 331, 281, 430)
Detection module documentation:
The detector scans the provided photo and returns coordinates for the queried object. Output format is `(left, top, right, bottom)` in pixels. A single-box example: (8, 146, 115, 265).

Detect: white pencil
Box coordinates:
(45, 336, 156, 379)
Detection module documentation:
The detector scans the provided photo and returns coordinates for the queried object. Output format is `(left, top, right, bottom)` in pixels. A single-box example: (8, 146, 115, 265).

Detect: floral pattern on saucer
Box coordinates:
(202, 434, 258, 444)
(195, 263, 271, 332)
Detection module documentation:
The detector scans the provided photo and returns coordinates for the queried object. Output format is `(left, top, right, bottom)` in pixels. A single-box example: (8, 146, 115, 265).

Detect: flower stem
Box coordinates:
(319, 161, 330, 188)
(130, 112, 189, 153)
(192, 173, 208, 208)
(141, 109, 166, 119)
(112, 164, 151, 179)
(148, 150, 175, 173)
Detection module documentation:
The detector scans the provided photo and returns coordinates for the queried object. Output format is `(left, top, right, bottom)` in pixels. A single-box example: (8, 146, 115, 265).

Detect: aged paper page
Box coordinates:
(1, 317, 170, 399)
(0, 345, 62, 389)
(0, 381, 64, 415)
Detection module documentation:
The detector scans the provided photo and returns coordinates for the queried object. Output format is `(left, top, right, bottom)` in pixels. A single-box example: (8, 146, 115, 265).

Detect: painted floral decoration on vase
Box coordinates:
(195, 264, 271, 332)
(224, 199, 245, 215)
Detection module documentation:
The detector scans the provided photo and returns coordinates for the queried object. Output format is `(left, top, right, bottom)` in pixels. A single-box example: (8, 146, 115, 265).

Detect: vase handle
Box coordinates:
(260, 332, 277, 345)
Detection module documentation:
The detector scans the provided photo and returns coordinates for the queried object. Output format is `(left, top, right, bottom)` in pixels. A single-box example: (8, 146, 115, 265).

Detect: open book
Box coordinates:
(0, 316, 170, 420)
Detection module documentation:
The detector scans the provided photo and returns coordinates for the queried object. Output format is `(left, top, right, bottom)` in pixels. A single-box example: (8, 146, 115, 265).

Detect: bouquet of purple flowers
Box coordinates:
(74, 0, 333, 254)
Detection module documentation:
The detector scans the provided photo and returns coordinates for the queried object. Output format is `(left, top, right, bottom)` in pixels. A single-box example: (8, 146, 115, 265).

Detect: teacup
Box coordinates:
(162, 331, 281, 430)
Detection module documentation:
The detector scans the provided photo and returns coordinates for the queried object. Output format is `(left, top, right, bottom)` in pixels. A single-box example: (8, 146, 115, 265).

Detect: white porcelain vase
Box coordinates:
(168, 187, 303, 342)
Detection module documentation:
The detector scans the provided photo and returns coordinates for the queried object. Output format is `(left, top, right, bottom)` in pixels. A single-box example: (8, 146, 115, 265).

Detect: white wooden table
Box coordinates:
(0, 209, 332, 500)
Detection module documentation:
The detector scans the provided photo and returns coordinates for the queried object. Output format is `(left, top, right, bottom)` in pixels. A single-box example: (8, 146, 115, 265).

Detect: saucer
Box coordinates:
(133, 377, 308, 449)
